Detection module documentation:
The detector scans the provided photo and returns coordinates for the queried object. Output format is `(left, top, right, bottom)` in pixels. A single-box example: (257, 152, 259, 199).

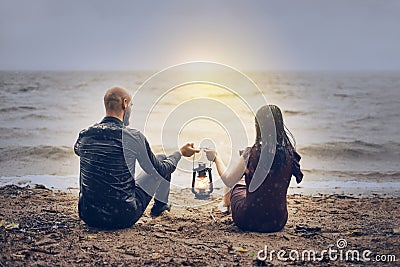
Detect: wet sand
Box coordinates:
(0, 185, 399, 266)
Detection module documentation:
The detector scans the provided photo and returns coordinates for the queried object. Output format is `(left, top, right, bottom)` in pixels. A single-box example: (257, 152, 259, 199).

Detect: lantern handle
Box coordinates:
(192, 147, 214, 167)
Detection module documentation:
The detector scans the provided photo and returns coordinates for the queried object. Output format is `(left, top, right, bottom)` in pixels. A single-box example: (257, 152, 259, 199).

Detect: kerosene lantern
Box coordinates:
(191, 162, 213, 200)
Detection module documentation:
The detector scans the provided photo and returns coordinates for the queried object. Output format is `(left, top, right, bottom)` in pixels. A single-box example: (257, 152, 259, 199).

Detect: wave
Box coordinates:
(18, 85, 39, 93)
(283, 110, 310, 116)
(0, 106, 37, 113)
(302, 168, 400, 180)
(74, 82, 88, 88)
(0, 146, 74, 161)
(347, 115, 376, 123)
(18, 114, 59, 120)
(298, 141, 400, 160)
(333, 93, 349, 98)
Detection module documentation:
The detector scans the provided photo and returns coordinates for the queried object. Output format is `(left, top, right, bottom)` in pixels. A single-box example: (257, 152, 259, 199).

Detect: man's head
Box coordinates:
(104, 87, 132, 125)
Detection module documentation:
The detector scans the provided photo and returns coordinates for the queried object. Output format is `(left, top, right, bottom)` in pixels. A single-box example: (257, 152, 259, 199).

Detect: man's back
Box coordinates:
(74, 117, 136, 207)
(74, 117, 143, 229)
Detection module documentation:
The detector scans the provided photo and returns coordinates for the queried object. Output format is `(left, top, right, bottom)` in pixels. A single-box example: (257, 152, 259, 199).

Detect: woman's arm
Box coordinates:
(206, 150, 246, 188)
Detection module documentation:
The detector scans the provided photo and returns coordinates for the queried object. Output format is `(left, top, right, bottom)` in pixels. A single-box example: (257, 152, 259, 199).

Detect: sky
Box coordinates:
(0, 0, 400, 71)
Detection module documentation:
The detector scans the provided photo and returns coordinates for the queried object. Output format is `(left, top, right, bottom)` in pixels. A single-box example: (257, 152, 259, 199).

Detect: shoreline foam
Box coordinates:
(1, 174, 399, 198)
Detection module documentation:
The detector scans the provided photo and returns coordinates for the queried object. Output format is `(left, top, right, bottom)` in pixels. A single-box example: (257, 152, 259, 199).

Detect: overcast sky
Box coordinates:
(1, 0, 399, 71)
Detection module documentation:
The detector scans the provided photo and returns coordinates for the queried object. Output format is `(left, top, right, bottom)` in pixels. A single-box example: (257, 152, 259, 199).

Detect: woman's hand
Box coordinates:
(205, 149, 217, 162)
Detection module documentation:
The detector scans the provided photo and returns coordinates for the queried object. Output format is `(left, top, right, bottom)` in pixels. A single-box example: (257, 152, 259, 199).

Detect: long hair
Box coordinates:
(254, 105, 295, 171)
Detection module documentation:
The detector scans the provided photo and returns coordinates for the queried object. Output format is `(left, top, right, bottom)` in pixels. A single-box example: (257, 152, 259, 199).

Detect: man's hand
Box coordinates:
(180, 143, 200, 157)
(205, 149, 217, 162)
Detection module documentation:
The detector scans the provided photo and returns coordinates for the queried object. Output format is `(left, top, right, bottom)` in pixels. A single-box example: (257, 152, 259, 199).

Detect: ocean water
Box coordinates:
(0, 70, 399, 196)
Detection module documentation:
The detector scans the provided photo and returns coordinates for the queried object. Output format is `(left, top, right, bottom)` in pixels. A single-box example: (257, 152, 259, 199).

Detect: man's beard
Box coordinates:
(123, 105, 131, 126)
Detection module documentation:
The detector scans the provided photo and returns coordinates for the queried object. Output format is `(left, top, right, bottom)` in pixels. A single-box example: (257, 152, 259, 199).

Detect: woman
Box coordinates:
(206, 105, 303, 232)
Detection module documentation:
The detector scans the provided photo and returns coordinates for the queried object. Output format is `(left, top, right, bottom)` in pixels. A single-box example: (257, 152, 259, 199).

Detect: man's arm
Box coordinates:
(142, 137, 181, 177)
(124, 129, 199, 178)
(73, 130, 85, 156)
(131, 131, 181, 178)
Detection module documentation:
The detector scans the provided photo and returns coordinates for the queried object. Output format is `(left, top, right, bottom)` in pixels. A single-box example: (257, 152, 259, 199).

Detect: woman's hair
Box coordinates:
(254, 105, 295, 171)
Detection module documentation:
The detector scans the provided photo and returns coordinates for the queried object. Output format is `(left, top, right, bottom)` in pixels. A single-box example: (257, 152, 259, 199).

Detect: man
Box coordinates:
(74, 87, 198, 229)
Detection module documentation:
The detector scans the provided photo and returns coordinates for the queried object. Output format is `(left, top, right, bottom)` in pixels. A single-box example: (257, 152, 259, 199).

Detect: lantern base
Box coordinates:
(194, 192, 211, 200)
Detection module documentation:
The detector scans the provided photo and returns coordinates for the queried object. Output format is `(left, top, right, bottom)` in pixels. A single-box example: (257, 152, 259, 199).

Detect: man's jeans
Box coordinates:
(79, 154, 171, 229)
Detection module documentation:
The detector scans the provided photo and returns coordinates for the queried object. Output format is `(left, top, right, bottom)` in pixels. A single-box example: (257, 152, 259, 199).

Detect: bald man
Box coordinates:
(74, 87, 199, 229)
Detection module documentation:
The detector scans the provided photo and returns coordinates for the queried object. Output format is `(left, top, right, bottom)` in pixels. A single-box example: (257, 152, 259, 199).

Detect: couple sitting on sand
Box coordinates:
(74, 87, 303, 232)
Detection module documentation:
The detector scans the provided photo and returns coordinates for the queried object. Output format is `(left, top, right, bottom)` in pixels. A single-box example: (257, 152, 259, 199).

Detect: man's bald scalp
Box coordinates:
(104, 87, 131, 114)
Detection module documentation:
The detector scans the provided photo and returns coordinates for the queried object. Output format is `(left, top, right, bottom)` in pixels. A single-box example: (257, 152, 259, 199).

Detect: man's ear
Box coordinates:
(122, 98, 128, 110)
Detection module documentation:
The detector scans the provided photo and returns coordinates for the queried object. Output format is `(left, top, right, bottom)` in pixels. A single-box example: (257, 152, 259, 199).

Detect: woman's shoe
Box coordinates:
(217, 201, 230, 214)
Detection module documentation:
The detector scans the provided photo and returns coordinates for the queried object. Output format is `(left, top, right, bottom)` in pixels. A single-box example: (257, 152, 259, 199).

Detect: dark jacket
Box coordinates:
(74, 116, 181, 228)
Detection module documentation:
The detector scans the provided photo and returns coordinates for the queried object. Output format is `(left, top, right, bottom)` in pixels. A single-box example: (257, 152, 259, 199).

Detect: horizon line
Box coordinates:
(1, 68, 400, 73)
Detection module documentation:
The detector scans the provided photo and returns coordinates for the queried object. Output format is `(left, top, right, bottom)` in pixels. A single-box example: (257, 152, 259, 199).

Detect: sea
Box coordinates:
(0, 70, 399, 198)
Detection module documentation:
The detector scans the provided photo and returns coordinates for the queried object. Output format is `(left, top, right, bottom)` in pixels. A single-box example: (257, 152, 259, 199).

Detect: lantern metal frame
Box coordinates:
(191, 161, 213, 200)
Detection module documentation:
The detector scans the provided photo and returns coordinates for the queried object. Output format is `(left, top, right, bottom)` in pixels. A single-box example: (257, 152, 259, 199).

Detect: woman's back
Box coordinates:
(230, 145, 294, 232)
(207, 105, 303, 232)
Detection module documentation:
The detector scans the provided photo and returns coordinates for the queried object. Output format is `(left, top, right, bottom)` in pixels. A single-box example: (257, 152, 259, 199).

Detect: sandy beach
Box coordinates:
(0, 185, 399, 266)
